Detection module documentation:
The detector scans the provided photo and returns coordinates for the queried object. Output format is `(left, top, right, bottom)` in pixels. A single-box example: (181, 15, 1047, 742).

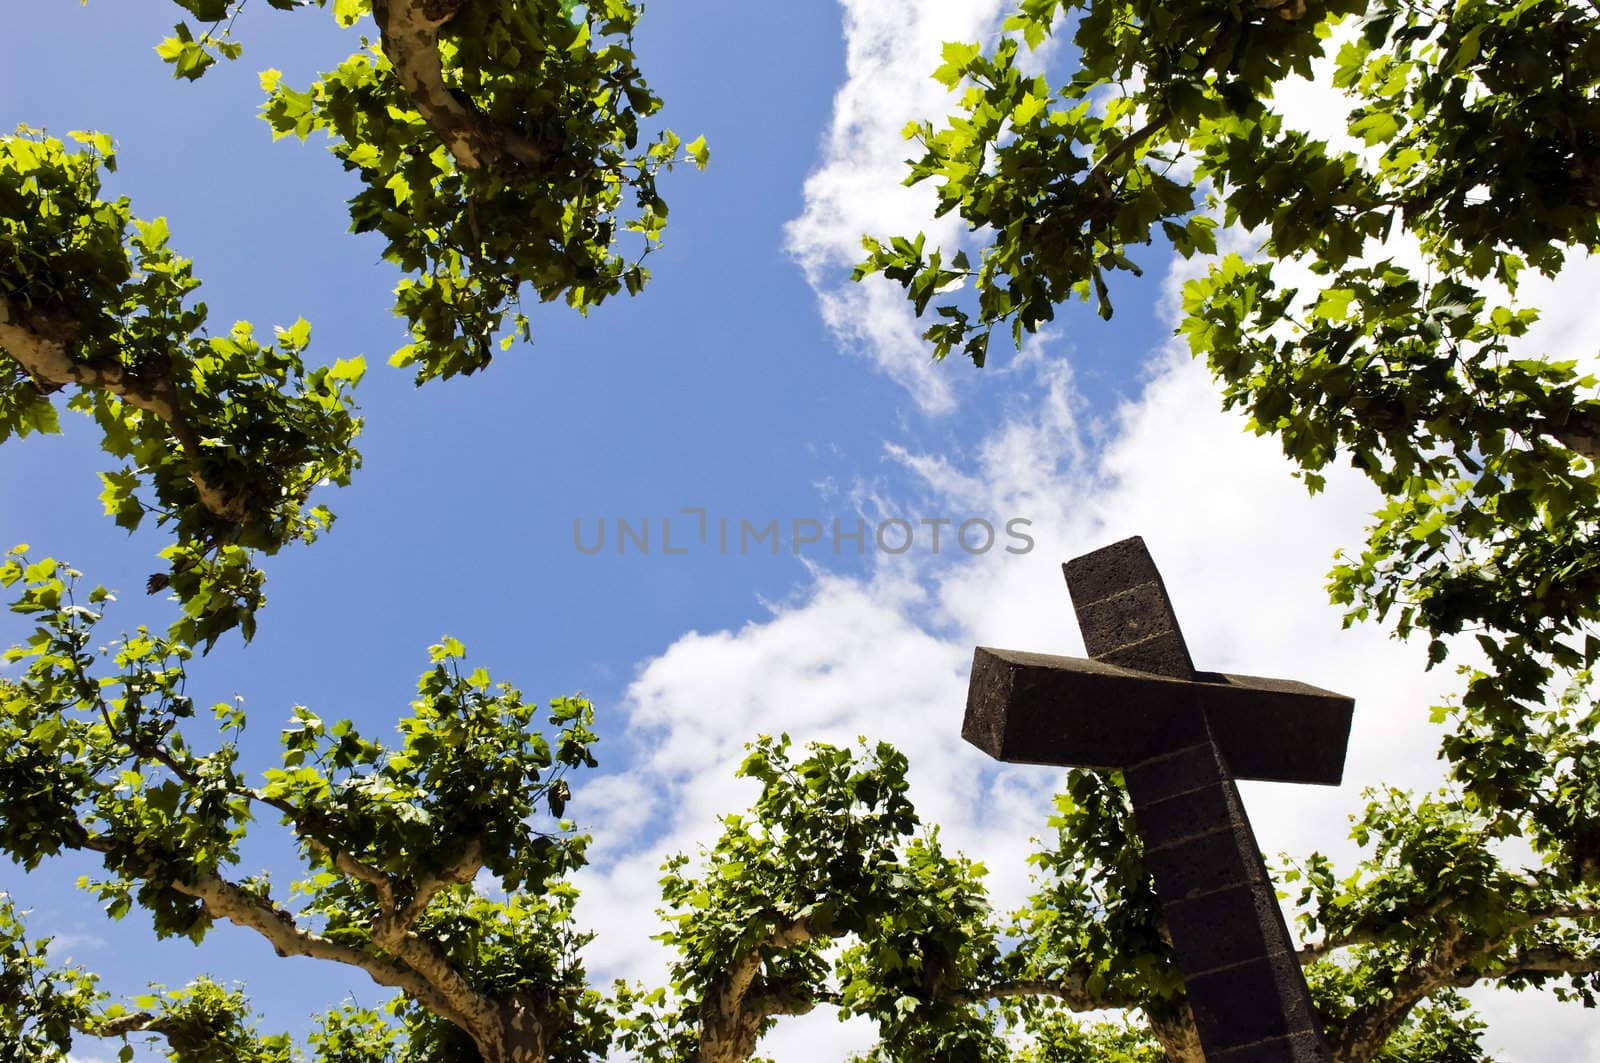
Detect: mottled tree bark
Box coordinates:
(0, 295, 250, 522)
(371, 0, 553, 171)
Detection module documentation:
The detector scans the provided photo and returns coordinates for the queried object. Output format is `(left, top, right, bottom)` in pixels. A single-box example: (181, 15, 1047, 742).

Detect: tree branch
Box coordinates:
(1299, 900, 1600, 963)
(69, 730, 520, 1061)
(696, 916, 817, 1063)
(301, 831, 493, 1025)
(243, 774, 461, 930)
(371, 906, 508, 1055)
(291, 833, 505, 1053)
(767, 916, 815, 951)
(746, 986, 824, 1020)
(958, 975, 1200, 1060)
(1284, 899, 1599, 1062)
(169, 871, 486, 1036)
(1459, 946, 1600, 984)
(395, 838, 484, 930)
(717, 916, 815, 1013)
(73, 828, 498, 1052)
(952, 975, 1102, 1012)
(1297, 895, 1461, 962)
(75, 1009, 182, 1040)
(1085, 105, 1173, 196)
(112, 719, 505, 1050)
(1546, 415, 1600, 461)
(1360, 376, 1600, 463)
(0, 294, 249, 522)
(1529, 904, 1600, 923)
(1326, 918, 1469, 1063)
(331, 846, 397, 912)
(370, 0, 554, 172)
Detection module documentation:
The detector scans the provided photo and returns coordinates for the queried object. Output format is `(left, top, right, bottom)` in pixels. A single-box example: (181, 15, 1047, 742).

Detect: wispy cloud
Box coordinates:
(784, 1, 1014, 413)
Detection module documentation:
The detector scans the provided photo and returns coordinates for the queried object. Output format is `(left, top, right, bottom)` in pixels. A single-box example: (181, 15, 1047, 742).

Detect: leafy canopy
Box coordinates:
(1, 0, 704, 646)
(0, 129, 364, 647)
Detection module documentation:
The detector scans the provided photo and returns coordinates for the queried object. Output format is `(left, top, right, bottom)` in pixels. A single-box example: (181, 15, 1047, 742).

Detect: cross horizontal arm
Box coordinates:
(962, 647, 1353, 784)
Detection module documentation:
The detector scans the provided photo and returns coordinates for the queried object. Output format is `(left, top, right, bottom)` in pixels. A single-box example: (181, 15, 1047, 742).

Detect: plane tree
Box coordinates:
(0, 553, 607, 1063)
(614, 749, 1600, 1062)
(0, 1, 706, 1058)
(0, 0, 702, 646)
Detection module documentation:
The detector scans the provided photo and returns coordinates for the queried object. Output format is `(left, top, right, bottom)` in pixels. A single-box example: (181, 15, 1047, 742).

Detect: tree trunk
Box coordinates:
(1148, 1001, 1207, 1063)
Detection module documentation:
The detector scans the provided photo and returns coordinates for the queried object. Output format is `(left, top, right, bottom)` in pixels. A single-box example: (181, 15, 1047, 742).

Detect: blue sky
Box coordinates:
(4, 3, 1600, 1061)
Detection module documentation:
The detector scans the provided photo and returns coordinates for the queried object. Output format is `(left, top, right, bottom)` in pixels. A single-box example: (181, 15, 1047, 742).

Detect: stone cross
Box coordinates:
(962, 536, 1354, 1062)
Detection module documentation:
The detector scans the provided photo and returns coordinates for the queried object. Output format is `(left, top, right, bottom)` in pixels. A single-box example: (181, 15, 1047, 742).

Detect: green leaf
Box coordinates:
(332, 0, 368, 27)
(932, 41, 980, 88)
(1312, 288, 1356, 321)
(174, 0, 230, 19)
(1348, 110, 1400, 146)
(686, 134, 710, 170)
(155, 23, 217, 81)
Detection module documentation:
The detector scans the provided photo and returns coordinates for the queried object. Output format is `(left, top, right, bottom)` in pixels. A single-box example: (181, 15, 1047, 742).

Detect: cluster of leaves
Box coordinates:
(862, 0, 1600, 890)
(0, 129, 365, 646)
(617, 737, 1003, 1061)
(157, 0, 707, 381)
(856, 0, 1364, 358)
(4, 0, 706, 649)
(0, 893, 101, 1062)
(1013, 1014, 1164, 1063)
(621, 741, 1586, 1061)
(389, 888, 615, 1063)
(1438, 666, 1600, 891)
(3, 889, 307, 1063)
(1287, 785, 1599, 1058)
(950, 764, 1596, 1059)
(0, 552, 610, 1060)
(1007, 772, 1179, 1018)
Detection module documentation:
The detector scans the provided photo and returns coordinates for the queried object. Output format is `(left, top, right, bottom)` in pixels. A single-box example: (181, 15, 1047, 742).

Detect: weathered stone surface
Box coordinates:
(1143, 830, 1260, 903)
(1210, 1033, 1334, 1063)
(1064, 544, 1196, 678)
(1161, 881, 1287, 972)
(1123, 742, 1222, 802)
(1185, 954, 1320, 1046)
(1060, 537, 1180, 629)
(963, 647, 1207, 767)
(963, 647, 1353, 783)
(961, 536, 1353, 1063)
(1136, 780, 1237, 847)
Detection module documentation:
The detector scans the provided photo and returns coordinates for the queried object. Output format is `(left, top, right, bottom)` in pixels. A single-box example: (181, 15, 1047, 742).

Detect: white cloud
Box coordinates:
(784, 0, 1014, 412)
(1469, 984, 1600, 1063)
(1516, 251, 1600, 378)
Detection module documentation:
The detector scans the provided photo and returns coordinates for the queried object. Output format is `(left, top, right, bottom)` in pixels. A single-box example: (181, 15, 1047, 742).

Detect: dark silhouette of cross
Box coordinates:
(963, 536, 1354, 1062)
